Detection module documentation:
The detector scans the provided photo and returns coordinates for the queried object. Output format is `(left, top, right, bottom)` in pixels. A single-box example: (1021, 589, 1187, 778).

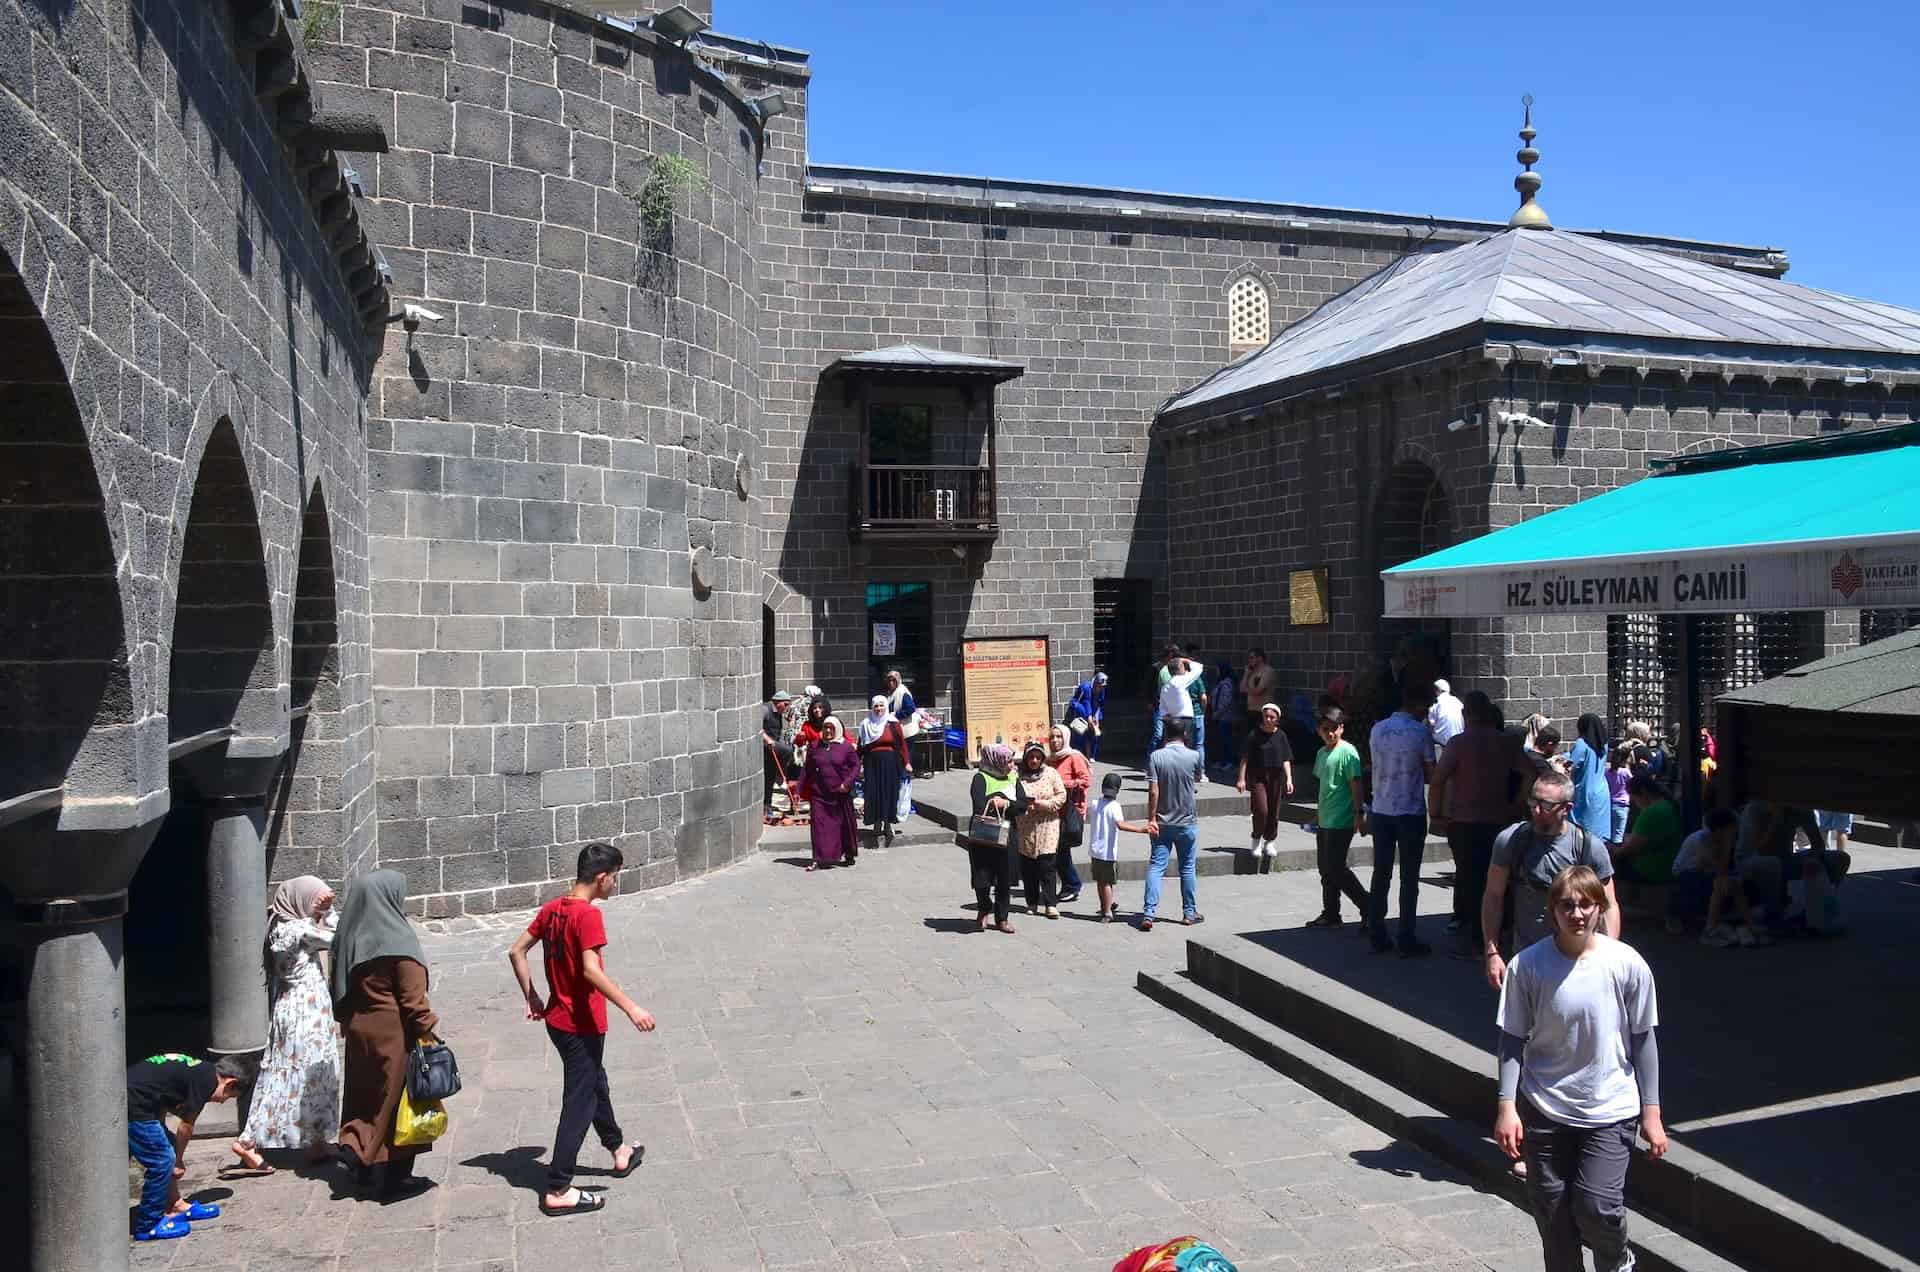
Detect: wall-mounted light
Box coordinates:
(750, 91, 787, 120)
(1843, 370, 1872, 385)
(807, 183, 836, 194)
(1446, 410, 1483, 433)
(1498, 410, 1549, 429)
(1549, 351, 1581, 367)
(648, 4, 709, 44)
(993, 200, 1017, 210)
(1285, 219, 1311, 230)
(1119, 207, 1142, 217)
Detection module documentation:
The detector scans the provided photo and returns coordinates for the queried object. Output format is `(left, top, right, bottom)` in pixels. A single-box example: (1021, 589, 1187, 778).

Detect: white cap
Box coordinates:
(1434, 679, 1451, 696)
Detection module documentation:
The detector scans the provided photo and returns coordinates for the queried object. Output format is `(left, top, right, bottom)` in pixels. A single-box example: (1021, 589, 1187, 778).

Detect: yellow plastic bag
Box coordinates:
(392, 1086, 447, 1147)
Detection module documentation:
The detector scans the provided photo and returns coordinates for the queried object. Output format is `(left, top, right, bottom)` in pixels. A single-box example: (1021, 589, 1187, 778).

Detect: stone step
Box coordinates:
(1160, 934, 1911, 1272)
(1136, 967, 1747, 1272)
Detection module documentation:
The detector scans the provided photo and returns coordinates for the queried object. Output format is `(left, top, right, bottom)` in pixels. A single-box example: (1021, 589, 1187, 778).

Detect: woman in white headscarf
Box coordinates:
(229, 876, 340, 1172)
(855, 694, 911, 845)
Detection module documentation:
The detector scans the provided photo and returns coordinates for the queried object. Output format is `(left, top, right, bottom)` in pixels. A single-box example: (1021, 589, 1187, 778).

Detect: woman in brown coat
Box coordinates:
(331, 869, 440, 1200)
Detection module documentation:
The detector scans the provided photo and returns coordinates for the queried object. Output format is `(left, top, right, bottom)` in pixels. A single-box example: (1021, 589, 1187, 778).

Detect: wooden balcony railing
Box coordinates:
(852, 464, 998, 540)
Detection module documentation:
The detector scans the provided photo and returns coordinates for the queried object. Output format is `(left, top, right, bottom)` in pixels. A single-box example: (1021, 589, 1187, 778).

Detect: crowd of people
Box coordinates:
(128, 845, 658, 1241)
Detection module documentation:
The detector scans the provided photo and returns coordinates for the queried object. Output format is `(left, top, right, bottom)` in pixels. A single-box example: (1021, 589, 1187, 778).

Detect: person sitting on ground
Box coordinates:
(1086, 770, 1150, 922)
(1671, 808, 1759, 946)
(1482, 771, 1620, 991)
(128, 1053, 255, 1242)
(1615, 776, 1683, 886)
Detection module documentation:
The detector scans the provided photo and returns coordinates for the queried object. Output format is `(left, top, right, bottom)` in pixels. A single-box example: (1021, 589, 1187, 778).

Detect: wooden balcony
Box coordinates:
(852, 464, 998, 542)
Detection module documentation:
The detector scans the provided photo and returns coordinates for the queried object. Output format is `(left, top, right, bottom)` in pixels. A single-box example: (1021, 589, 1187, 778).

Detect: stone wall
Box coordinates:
(0, 0, 377, 890)
(1160, 348, 1920, 736)
(316, 1, 765, 914)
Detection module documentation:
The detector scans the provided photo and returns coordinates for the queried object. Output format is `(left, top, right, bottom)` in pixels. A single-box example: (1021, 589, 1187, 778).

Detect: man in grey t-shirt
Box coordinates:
(1141, 719, 1202, 930)
(1482, 771, 1620, 990)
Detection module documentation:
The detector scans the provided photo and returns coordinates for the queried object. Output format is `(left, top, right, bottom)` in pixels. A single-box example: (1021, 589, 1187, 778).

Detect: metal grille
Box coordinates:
(1094, 578, 1153, 698)
(1607, 613, 1675, 737)
(1610, 611, 1822, 735)
(1862, 608, 1920, 644)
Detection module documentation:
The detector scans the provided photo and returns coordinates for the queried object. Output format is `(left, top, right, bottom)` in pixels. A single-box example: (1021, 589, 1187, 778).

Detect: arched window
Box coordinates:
(1228, 275, 1270, 357)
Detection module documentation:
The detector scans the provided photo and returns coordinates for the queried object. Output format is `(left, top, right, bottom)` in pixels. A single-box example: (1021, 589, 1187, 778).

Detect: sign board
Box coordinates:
(1289, 567, 1329, 626)
(1384, 542, 1920, 619)
(958, 635, 1052, 764)
(871, 622, 897, 656)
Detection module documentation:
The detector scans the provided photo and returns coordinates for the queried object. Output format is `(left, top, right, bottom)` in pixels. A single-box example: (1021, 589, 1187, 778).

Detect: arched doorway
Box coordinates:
(127, 417, 277, 1056)
(266, 484, 343, 880)
(1372, 459, 1456, 701)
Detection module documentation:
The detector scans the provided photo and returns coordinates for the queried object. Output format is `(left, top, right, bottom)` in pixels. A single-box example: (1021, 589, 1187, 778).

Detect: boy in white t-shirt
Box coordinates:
(1087, 771, 1150, 922)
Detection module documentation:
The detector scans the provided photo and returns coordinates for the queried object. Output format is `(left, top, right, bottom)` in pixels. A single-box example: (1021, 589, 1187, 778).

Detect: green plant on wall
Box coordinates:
(300, 0, 342, 43)
(638, 153, 707, 236)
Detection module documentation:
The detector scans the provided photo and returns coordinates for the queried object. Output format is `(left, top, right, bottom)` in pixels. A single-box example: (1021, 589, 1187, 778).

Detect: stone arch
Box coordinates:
(1372, 456, 1457, 678)
(167, 416, 278, 745)
(266, 480, 345, 879)
(0, 232, 134, 805)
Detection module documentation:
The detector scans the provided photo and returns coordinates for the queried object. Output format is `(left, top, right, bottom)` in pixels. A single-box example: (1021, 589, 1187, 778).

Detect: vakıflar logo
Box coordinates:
(1830, 553, 1863, 599)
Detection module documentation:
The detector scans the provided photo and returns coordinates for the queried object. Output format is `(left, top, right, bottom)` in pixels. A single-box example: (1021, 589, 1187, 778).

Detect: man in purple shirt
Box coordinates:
(1367, 680, 1437, 956)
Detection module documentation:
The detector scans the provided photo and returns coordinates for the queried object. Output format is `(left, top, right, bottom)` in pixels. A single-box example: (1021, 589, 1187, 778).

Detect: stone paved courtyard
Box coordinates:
(134, 838, 1545, 1272)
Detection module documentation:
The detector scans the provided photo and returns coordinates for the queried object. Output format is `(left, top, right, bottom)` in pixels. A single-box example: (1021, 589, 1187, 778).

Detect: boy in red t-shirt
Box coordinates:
(508, 842, 656, 1217)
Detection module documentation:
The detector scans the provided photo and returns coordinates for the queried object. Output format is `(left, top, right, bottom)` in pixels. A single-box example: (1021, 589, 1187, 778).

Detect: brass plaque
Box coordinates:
(1290, 567, 1329, 626)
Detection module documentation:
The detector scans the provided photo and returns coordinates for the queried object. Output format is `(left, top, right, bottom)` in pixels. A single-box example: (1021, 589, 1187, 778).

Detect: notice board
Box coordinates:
(1289, 567, 1330, 626)
(959, 635, 1052, 764)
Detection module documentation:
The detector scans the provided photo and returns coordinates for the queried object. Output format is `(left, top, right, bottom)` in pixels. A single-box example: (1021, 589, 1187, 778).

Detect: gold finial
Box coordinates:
(1509, 94, 1551, 230)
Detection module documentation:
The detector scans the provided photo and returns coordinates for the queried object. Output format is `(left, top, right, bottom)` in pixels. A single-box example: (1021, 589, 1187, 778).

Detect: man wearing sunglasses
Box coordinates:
(1482, 771, 1620, 991)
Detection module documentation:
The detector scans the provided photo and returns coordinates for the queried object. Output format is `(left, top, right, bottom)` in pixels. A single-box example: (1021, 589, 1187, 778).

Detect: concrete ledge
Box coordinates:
(1137, 968, 1746, 1272)
(1170, 935, 1916, 1272)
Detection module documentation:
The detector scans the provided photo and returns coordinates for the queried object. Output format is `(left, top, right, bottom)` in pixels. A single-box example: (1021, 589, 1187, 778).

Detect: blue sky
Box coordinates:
(719, 0, 1920, 308)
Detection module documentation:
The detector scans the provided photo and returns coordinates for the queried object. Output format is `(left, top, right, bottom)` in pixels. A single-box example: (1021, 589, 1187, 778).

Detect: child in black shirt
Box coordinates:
(126, 1053, 254, 1241)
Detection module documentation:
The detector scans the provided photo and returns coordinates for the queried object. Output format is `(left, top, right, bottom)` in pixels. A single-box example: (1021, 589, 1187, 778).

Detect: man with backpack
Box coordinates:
(1481, 770, 1622, 991)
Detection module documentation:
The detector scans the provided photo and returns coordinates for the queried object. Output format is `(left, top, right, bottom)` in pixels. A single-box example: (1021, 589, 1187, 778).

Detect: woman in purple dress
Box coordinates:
(803, 716, 860, 870)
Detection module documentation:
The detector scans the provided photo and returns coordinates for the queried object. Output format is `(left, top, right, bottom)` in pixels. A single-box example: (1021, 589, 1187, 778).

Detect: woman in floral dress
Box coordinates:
(230, 875, 341, 1171)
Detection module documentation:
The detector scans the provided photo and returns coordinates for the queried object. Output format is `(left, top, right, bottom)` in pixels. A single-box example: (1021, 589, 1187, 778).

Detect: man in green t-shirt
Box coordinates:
(1307, 707, 1370, 928)
(1617, 776, 1683, 883)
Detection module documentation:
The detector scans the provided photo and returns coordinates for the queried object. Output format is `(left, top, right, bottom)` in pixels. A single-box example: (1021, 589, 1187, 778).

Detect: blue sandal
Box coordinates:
(179, 1201, 221, 1221)
(136, 1216, 191, 1241)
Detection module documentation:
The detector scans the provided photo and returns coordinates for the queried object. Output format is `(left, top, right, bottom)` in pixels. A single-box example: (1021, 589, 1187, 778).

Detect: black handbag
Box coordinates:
(1061, 803, 1085, 848)
(407, 1039, 462, 1102)
(967, 813, 1007, 846)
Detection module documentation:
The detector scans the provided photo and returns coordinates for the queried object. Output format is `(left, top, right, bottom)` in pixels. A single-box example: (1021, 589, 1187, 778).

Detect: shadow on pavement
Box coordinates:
(460, 1146, 549, 1194)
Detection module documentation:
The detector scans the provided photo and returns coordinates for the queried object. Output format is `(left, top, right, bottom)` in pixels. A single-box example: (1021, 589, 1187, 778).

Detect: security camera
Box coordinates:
(386, 303, 445, 331)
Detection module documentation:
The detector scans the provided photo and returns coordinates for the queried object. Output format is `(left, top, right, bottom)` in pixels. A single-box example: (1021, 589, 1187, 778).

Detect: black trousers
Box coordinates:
(545, 1025, 624, 1193)
(1519, 1097, 1636, 1272)
(969, 840, 1014, 923)
(1019, 851, 1058, 912)
(1446, 821, 1502, 944)
(1315, 826, 1370, 918)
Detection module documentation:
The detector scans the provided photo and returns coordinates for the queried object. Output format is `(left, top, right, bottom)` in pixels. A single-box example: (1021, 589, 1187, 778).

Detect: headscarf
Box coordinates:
(856, 697, 894, 745)
(978, 742, 1015, 778)
(1020, 740, 1048, 772)
(1259, 702, 1282, 723)
(820, 715, 846, 744)
(1114, 1235, 1238, 1272)
(1048, 724, 1072, 756)
(1522, 713, 1551, 752)
(328, 869, 426, 1004)
(1576, 712, 1607, 759)
(269, 875, 331, 929)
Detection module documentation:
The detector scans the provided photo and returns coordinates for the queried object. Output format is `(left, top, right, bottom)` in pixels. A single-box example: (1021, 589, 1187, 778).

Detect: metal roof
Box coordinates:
(824, 343, 1025, 381)
(1161, 228, 1920, 419)
(1717, 626, 1920, 717)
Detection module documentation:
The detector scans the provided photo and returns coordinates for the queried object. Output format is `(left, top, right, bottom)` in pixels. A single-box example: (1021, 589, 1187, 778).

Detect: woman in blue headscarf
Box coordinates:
(1064, 672, 1108, 760)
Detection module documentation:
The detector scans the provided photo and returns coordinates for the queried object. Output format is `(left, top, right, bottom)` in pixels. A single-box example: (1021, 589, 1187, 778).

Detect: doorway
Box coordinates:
(762, 604, 776, 701)
(1094, 578, 1153, 696)
(866, 581, 933, 703)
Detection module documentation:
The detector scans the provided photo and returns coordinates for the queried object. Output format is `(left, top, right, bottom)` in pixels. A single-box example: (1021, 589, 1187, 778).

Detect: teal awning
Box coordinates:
(1382, 425, 1920, 618)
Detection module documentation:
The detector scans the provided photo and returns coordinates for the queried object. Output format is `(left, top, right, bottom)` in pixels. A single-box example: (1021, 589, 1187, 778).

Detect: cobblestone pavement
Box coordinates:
(135, 837, 1544, 1271)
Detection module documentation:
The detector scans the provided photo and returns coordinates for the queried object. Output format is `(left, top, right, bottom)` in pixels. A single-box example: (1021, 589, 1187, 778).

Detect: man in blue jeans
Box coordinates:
(1141, 718, 1204, 931)
(1367, 681, 1437, 957)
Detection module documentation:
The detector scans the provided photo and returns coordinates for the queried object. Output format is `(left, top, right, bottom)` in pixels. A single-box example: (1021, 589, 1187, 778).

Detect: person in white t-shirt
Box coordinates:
(1427, 679, 1465, 756)
(1158, 657, 1206, 782)
(1495, 864, 1666, 1272)
(1086, 771, 1149, 922)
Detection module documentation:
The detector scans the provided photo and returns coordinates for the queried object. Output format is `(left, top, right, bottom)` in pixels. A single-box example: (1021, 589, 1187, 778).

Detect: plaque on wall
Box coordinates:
(1290, 567, 1330, 626)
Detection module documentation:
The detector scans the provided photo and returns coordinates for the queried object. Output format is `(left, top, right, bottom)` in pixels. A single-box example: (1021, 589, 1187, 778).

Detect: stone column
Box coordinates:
(204, 793, 270, 1053)
(21, 901, 130, 1272)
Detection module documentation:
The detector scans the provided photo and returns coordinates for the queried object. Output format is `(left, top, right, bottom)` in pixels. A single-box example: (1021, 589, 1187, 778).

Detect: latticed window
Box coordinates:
(1609, 611, 1825, 737)
(1228, 275, 1269, 356)
(1862, 608, 1920, 644)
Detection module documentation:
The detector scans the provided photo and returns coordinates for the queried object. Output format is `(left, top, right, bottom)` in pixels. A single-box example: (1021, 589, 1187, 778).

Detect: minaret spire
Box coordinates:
(1509, 94, 1552, 230)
